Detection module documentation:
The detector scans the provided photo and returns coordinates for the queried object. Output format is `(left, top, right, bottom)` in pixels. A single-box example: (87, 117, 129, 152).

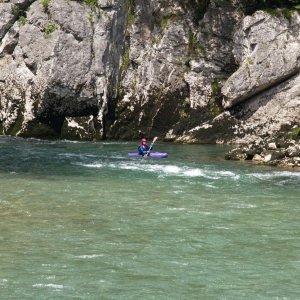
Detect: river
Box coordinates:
(0, 136, 299, 299)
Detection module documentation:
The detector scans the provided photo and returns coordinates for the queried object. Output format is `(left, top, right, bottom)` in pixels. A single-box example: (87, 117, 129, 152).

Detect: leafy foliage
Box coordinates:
(18, 16, 27, 26)
(291, 127, 300, 139)
(44, 23, 57, 37)
(209, 79, 222, 116)
(127, 0, 135, 28)
(120, 48, 130, 73)
(243, 0, 300, 15)
(83, 0, 98, 8)
(11, 4, 20, 15)
(40, 0, 50, 12)
(188, 31, 206, 58)
(178, 0, 210, 24)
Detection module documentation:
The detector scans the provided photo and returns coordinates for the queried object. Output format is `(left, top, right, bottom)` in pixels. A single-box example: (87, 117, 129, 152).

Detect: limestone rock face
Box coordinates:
(183, 9, 300, 145)
(229, 72, 300, 145)
(61, 116, 98, 140)
(0, 0, 299, 149)
(108, 0, 243, 141)
(222, 11, 300, 108)
(107, 0, 193, 139)
(0, 0, 126, 138)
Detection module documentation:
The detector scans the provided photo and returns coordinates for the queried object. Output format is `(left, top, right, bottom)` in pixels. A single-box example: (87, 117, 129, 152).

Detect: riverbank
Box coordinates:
(225, 128, 300, 168)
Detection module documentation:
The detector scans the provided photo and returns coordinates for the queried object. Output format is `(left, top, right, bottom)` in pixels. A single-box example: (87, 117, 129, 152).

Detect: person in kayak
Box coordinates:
(138, 138, 151, 156)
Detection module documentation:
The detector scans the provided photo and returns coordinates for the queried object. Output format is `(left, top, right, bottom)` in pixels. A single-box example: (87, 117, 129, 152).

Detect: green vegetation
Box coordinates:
(18, 16, 27, 26)
(209, 79, 222, 116)
(127, 0, 135, 28)
(153, 1, 209, 34)
(11, 3, 27, 26)
(11, 4, 20, 14)
(4, 22, 13, 30)
(122, 0, 135, 38)
(263, 7, 298, 19)
(160, 14, 177, 30)
(9, 114, 24, 136)
(182, 33, 206, 73)
(246, 56, 254, 65)
(211, 79, 220, 96)
(177, 0, 210, 24)
(259, 0, 300, 7)
(81, 0, 98, 23)
(154, 34, 162, 45)
(243, 0, 300, 16)
(188, 31, 206, 58)
(41, 0, 50, 11)
(44, 23, 57, 37)
(83, 0, 97, 7)
(120, 48, 130, 73)
(281, 6, 300, 19)
(179, 97, 190, 119)
(131, 78, 137, 95)
(88, 10, 94, 23)
(290, 127, 300, 139)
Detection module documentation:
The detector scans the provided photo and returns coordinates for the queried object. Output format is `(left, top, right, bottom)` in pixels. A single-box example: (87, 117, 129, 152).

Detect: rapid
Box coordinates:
(0, 136, 299, 299)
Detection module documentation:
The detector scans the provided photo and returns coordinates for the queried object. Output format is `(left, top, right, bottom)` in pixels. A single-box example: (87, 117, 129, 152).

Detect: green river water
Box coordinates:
(0, 136, 299, 299)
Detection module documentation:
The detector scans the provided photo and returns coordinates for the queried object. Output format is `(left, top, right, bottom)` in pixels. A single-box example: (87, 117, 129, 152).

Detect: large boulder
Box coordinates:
(222, 11, 300, 108)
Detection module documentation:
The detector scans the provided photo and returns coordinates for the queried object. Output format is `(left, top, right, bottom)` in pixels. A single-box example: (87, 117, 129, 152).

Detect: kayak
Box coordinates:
(128, 152, 168, 158)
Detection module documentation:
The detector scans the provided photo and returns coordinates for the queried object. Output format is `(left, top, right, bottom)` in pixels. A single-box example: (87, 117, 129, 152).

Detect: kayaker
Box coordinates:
(138, 138, 151, 156)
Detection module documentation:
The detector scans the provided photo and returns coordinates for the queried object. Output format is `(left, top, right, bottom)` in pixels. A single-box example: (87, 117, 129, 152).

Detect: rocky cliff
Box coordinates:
(0, 0, 127, 139)
(0, 0, 299, 163)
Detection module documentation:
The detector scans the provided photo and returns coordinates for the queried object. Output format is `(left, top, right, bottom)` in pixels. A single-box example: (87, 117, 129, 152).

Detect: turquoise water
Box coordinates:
(0, 136, 300, 299)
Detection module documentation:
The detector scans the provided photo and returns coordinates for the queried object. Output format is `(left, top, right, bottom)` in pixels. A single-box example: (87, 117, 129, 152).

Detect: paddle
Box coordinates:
(147, 136, 158, 156)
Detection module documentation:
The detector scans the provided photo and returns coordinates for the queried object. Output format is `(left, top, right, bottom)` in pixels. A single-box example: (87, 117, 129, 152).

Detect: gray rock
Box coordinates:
(253, 154, 263, 162)
(0, 0, 127, 139)
(222, 11, 300, 108)
(267, 142, 277, 150)
(61, 116, 100, 140)
(285, 144, 300, 157)
(0, 0, 299, 153)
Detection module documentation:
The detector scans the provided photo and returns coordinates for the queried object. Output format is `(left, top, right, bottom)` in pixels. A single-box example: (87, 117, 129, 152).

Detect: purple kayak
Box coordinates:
(128, 152, 168, 158)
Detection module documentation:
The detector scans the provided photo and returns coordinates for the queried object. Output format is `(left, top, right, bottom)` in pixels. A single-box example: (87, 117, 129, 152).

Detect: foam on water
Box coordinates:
(102, 142, 129, 145)
(32, 284, 64, 289)
(248, 171, 300, 180)
(1, 137, 300, 299)
(58, 153, 98, 158)
(74, 254, 105, 259)
(76, 160, 242, 181)
(60, 139, 88, 144)
(79, 163, 103, 168)
(230, 203, 257, 209)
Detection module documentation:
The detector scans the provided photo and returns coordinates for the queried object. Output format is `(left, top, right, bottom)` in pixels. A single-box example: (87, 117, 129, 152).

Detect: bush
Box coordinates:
(44, 23, 57, 37)
(41, 0, 50, 12)
(18, 16, 26, 26)
(243, 0, 300, 15)
(11, 4, 20, 14)
(84, 0, 98, 8)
